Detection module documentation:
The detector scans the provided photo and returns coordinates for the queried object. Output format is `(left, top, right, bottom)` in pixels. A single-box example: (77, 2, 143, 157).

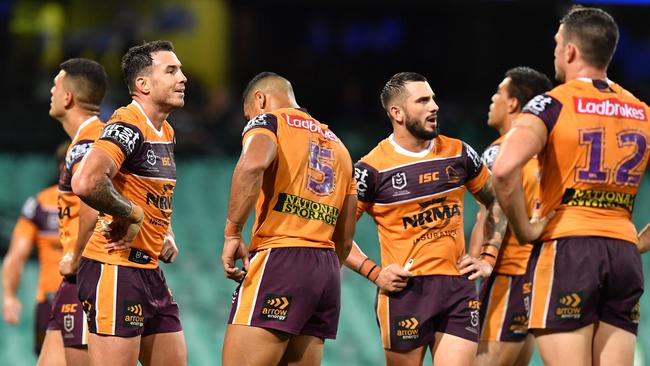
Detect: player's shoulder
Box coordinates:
(108, 103, 141, 125)
(77, 117, 105, 141)
(34, 185, 58, 208)
(357, 137, 391, 170)
(435, 134, 469, 156)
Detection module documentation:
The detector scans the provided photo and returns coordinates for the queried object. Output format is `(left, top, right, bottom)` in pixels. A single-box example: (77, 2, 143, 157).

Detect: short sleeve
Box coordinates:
(66, 140, 94, 175)
(463, 143, 489, 194)
(522, 94, 563, 134)
(481, 144, 500, 170)
(94, 122, 144, 168)
(20, 196, 38, 221)
(354, 161, 377, 203)
(242, 114, 279, 145)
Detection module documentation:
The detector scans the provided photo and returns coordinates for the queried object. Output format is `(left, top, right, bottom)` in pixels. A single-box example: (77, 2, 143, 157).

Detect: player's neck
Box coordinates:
(498, 115, 517, 136)
(132, 96, 169, 129)
(60, 109, 97, 138)
(392, 130, 432, 153)
(565, 64, 608, 83)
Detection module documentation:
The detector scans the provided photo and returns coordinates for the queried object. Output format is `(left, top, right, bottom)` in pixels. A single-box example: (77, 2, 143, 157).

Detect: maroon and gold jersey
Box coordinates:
(82, 101, 176, 269)
(481, 135, 539, 275)
(522, 78, 650, 243)
(241, 108, 356, 252)
(355, 134, 489, 276)
(58, 116, 103, 254)
(12, 185, 62, 302)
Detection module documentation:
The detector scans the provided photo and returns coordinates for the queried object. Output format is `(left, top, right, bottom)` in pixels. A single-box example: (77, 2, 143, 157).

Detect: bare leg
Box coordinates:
(385, 345, 426, 366)
(36, 330, 66, 366)
(534, 324, 593, 366)
(64, 346, 90, 365)
(431, 332, 477, 366)
(139, 331, 187, 366)
(87, 333, 140, 366)
(222, 324, 289, 366)
(593, 321, 636, 366)
(278, 335, 324, 366)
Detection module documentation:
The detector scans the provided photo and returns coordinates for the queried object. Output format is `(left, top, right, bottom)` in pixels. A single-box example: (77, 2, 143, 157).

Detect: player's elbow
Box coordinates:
(491, 159, 515, 186)
(71, 171, 93, 200)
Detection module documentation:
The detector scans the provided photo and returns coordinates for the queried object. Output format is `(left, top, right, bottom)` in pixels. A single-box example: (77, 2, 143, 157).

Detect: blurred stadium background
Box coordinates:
(1, 0, 650, 365)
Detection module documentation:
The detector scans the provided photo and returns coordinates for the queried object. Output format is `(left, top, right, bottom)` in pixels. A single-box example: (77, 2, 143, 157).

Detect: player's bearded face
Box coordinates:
(404, 109, 439, 140)
(149, 51, 187, 109)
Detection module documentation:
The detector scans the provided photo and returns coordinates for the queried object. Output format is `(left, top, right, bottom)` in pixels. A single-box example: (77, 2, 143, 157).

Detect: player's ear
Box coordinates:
(254, 90, 266, 110)
(63, 91, 73, 109)
(507, 97, 519, 114)
(566, 42, 577, 64)
(135, 75, 149, 95)
(389, 105, 403, 124)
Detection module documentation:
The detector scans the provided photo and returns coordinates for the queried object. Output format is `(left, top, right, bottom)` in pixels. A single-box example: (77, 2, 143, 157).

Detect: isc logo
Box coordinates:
(418, 172, 439, 184)
(61, 303, 78, 313)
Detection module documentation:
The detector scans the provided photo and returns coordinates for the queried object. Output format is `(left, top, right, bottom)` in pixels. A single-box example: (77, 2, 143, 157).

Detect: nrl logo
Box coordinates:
(392, 172, 407, 190)
(146, 149, 157, 166)
(63, 314, 74, 332)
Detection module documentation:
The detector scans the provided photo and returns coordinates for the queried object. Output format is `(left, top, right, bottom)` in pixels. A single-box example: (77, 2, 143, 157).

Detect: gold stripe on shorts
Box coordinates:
(232, 250, 271, 325)
(481, 275, 511, 342)
(529, 241, 557, 329)
(377, 291, 390, 349)
(96, 263, 118, 335)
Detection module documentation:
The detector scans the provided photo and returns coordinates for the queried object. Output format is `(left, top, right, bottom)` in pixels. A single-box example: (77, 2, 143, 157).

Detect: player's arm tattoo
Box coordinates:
(79, 175, 132, 218)
(474, 177, 507, 250)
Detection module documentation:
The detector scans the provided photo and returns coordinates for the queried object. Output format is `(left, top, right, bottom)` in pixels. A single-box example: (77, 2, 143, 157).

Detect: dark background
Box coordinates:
(1, 0, 650, 160)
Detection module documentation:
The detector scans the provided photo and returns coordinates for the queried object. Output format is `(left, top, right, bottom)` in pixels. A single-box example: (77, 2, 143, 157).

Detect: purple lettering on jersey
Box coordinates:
(522, 94, 563, 133)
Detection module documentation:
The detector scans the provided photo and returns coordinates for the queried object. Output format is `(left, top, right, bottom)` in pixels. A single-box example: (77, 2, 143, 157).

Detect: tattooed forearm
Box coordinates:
(476, 177, 508, 250)
(79, 176, 132, 218)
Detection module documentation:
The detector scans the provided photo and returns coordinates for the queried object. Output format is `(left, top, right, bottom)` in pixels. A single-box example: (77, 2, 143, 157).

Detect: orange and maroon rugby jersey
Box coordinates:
(481, 135, 539, 275)
(522, 78, 650, 243)
(82, 101, 176, 269)
(355, 134, 489, 276)
(58, 116, 103, 254)
(12, 185, 62, 302)
(241, 108, 356, 252)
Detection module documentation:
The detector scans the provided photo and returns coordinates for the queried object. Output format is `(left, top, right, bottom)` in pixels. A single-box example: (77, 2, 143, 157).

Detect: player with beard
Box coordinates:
(492, 6, 649, 365)
(344, 72, 507, 366)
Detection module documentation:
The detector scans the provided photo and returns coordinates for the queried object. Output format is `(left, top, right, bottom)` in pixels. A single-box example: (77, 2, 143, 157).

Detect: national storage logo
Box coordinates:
(273, 193, 339, 226)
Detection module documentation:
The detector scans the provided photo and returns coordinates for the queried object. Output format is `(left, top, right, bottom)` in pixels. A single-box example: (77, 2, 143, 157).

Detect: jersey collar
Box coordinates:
(72, 116, 99, 142)
(388, 134, 435, 158)
(131, 100, 164, 137)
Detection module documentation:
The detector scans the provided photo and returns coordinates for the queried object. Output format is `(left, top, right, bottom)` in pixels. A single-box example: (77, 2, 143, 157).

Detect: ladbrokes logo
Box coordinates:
(395, 316, 420, 340)
(561, 188, 635, 213)
(574, 97, 647, 121)
(556, 292, 582, 319)
(282, 113, 339, 142)
(273, 193, 339, 226)
(260, 294, 291, 321)
(123, 301, 144, 327)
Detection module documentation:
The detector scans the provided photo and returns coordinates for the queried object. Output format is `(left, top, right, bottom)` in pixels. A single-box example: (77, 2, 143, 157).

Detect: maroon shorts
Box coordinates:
(527, 236, 643, 335)
(35, 295, 55, 354)
(47, 277, 88, 347)
(479, 273, 531, 342)
(375, 275, 480, 351)
(77, 257, 182, 337)
(228, 247, 341, 339)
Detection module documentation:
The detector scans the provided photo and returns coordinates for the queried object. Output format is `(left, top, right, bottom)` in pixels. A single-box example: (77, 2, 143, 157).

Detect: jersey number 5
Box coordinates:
(576, 128, 647, 186)
(307, 141, 335, 196)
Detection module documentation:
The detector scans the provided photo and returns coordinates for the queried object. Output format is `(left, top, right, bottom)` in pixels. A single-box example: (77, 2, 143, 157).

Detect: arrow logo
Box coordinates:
(127, 304, 143, 316)
(398, 317, 419, 330)
(266, 296, 290, 309)
(559, 293, 581, 308)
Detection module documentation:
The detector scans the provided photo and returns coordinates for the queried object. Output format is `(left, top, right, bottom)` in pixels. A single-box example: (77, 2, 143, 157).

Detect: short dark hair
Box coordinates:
(560, 6, 619, 69)
(59, 58, 107, 112)
(242, 71, 282, 105)
(505, 67, 553, 111)
(380, 72, 428, 110)
(121, 40, 174, 94)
